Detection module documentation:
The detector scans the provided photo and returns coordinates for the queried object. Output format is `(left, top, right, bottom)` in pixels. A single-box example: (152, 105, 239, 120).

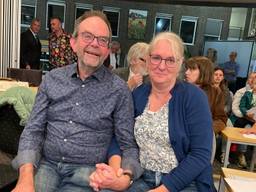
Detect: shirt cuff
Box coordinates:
(12, 150, 41, 169)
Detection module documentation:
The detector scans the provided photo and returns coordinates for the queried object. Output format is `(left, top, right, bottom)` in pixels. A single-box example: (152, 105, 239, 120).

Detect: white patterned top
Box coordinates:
(134, 102, 178, 173)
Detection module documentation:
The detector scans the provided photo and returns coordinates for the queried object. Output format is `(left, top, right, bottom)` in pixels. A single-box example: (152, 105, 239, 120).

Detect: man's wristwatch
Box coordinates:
(123, 171, 134, 185)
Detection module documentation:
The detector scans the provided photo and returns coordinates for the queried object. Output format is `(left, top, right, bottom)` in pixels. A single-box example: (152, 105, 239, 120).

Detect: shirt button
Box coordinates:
(81, 84, 85, 88)
(75, 102, 79, 106)
(62, 157, 65, 160)
(69, 120, 73, 124)
(64, 139, 67, 142)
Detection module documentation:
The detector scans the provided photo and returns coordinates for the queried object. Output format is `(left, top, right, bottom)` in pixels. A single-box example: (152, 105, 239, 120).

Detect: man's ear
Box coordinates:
(70, 37, 76, 53)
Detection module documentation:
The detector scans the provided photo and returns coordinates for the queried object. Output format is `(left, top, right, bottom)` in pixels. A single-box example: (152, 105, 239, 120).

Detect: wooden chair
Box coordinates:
(7, 68, 42, 86)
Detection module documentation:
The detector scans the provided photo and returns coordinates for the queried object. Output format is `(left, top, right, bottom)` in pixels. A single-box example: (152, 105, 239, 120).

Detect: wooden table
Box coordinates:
(221, 167, 256, 192)
(222, 127, 256, 171)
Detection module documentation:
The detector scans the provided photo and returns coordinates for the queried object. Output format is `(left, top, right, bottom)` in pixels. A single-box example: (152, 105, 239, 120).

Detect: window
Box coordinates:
(21, 4, 36, 33)
(75, 3, 92, 19)
(46, 1, 65, 30)
(179, 16, 198, 45)
(248, 8, 256, 37)
(154, 13, 172, 35)
(204, 18, 223, 41)
(103, 7, 120, 37)
(228, 26, 243, 40)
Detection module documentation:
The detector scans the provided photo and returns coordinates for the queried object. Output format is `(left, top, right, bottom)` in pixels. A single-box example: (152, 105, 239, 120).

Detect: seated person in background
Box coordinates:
(231, 72, 256, 122)
(213, 67, 232, 117)
(236, 77, 256, 127)
(11, 10, 141, 192)
(185, 57, 227, 134)
(90, 32, 214, 192)
(103, 41, 121, 69)
(113, 42, 149, 90)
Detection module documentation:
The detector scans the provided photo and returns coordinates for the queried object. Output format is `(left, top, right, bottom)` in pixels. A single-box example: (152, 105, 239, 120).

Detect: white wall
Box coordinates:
(0, 0, 21, 77)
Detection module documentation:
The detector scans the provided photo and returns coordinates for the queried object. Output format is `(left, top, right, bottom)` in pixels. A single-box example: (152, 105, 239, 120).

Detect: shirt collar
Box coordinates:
(29, 28, 37, 37)
(69, 63, 106, 81)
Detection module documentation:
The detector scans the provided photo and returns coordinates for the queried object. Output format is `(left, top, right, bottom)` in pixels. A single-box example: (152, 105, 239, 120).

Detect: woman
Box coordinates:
(113, 42, 149, 90)
(91, 32, 214, 192)
(212, 67, 232, 117)
(185, 57, 227, 134)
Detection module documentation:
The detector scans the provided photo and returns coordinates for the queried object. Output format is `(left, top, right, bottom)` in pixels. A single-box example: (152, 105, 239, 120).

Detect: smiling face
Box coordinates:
(148, 39, 181, 85)
(70, 16, 110, 70)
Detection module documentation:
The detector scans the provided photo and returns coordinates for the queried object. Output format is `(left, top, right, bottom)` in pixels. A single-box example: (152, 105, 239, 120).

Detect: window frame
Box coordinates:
(75, 3, 93, 20)
(103, 6, 120, 38)
(153, 13, 173, 36)
(46, 1, 66, 30)
(21, 4, 36, 31)
(204, 18, 223, 40)
(179, 16, 198, 46)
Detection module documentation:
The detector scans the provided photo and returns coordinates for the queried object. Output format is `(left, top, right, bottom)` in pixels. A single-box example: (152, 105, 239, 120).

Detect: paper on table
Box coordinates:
(243, 134, 256, 139)
(224, 177, 256, 192)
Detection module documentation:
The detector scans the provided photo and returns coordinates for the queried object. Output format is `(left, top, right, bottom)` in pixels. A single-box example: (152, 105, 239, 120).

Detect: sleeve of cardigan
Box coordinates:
(107, 136, 121, 159)
(161, 85, 213, 192)
(239, 91, 250, 116)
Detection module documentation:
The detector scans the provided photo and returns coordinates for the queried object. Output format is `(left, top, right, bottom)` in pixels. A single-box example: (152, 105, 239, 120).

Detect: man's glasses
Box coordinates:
(149, 54, 178, 68)
(78, 31, 110, 47)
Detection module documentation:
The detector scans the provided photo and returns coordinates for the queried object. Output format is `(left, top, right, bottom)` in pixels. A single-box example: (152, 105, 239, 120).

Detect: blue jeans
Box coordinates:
(126, 169, 198, 192)
(35, 159, 114, 192)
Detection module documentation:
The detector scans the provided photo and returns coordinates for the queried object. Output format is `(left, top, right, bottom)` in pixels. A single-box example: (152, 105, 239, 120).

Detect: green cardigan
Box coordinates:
(239, 91, 255, 116)
(0, 86, 36, 126)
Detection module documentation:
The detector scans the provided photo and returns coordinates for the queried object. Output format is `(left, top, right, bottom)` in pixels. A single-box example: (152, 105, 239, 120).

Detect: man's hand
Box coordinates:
(12, 163, 35, 192)
(89, 163, 131, 191)
(148, 185, 169, 192)
(127, 74, 143, 90)
(246, 112, 255, 122)
(26, 64, 31, 70)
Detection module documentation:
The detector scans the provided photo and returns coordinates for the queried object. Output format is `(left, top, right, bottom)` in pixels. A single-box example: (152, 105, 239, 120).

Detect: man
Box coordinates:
(103, 40, 121, 69)
(49, 17, 77, 69)
(222, 51, 239, 94)
(12, 10, 141, 192)
(20, 18, 41, 69)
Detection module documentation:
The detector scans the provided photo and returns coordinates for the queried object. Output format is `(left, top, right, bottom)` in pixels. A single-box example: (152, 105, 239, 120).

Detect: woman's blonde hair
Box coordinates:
(127, 42, 149, 66)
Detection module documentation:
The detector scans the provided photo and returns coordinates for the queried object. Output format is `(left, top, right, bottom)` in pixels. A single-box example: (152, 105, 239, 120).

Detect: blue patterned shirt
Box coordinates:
(13, 63, 142, 178)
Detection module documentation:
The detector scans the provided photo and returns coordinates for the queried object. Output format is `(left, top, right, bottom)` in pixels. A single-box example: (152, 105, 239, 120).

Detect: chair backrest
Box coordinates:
(7, 68, 42, 86)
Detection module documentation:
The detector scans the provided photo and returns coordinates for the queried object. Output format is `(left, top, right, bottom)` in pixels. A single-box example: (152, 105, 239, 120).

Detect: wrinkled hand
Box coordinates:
(89, 163, 119, 191)
(240, 127, 256, 134)
(26, 64, 31, 70)
(246, 113, 255, 122)
(89, 163, 130, 191)
(128, 74, 143, 90)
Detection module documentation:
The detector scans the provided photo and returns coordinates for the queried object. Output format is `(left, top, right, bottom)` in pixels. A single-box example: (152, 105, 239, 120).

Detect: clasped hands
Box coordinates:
(89, 163, 169, 192)
(89, 163, 131, 191)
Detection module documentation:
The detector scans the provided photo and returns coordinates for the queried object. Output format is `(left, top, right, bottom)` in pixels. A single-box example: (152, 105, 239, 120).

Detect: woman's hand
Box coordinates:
(89, 163, 131, 191)
(148, 185, 169, 192)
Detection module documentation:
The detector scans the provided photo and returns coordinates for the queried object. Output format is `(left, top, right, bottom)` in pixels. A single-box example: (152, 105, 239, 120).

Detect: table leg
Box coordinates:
(249, 146, 256, 171)
(224, 140, 231, 167)
(218, 140, 231, 192)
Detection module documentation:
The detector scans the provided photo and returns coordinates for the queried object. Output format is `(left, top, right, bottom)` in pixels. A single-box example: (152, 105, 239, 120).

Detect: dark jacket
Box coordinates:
(20, 29, 41, 69)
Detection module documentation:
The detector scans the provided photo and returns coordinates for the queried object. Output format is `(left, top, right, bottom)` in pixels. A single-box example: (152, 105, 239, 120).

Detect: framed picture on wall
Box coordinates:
(128, 9, 147, 40)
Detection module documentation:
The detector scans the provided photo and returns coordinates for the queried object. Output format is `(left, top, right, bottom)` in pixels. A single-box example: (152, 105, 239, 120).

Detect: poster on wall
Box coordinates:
(128, 9, 147, 40)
